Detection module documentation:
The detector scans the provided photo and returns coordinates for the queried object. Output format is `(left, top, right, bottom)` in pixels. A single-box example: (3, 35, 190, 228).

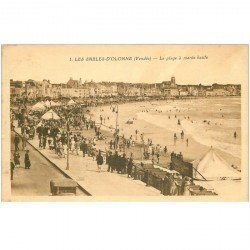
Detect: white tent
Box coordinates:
(31, 102, 46, 111)
(193, 147, 240, 180)
(41, 109, 61, 120)
(67, 99, 76, 105)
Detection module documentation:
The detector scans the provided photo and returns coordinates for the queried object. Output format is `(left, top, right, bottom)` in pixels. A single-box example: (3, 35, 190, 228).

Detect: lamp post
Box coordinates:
(114, 104, 119, 150)
(21, 82, 28, 121)
(115, 104, 118, 132)
(65, 105, 78, 170)
(66, 116, 70, 170)
(64, 108, 71, 171)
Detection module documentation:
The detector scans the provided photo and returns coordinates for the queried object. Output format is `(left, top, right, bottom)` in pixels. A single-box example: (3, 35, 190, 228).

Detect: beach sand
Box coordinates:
(89, 97, 241, 169)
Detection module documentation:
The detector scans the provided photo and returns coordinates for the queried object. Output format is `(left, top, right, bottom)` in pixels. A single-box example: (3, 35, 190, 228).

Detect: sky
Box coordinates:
(2, 45, 248, 85)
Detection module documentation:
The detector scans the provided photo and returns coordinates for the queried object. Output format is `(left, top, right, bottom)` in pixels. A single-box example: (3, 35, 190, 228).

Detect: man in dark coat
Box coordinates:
(42, 135, 47, 149)
(119, 153, 127, 174)
(96, 150, 103, 173)
(113, 151, 119, 172)
(14, 134, 20, 151)
(109, 153, 115, 173)
(107, 151, 113, 172)
(127, 157, 133, 178)
(36, 125, 44, 147)
(83, 141, 88, 156)
(10, 160, 15, 180)
(24, 150, 31, 169)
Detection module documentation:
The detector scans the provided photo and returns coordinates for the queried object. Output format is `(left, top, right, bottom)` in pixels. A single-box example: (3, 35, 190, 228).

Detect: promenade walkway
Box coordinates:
(14, 125, 161, 196)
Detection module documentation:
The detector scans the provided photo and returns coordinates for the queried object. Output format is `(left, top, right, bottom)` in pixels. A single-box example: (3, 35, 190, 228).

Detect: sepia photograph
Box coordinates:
(1, 44, 248, 201)
(1, 1, 250, 250)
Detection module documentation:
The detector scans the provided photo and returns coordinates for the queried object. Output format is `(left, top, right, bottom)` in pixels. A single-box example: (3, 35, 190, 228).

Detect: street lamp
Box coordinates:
(66, 117, 70, 170)
(113, 104, 119, 150)
(64, 105, 78, 170)
(63, 108, 71, 171)
(115, 104, 119, 132)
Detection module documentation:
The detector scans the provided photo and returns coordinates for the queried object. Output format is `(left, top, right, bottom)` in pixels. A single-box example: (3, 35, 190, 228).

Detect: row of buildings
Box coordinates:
(10, 77, 241, 100)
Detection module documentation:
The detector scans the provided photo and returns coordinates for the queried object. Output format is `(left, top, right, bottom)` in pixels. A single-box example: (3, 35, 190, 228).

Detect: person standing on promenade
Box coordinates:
(107, 151, 113, 172)
(96, 150, 103, 173)
(156, 152, 160, 164)
(178, 152, 183, 161)
(13, 151, 20, 168)
(82, 140, 88, 157)
(92, 143, 97, 160)
(10, 160, 15, 180)
(21, 132, 27, 151)
(113, 151, 119, 172)
(186, 138, 189, 147)
(14, 134, 20, 151)
(109, 140, 113, 149)
(127, 157, 133, 178)
(120, 153, 127, 174)
(42, 135, 47, 149)
(110, 152, 115, 173)
(36, 124, 43, 148)
(24, 150, 31, 169)
(11, 121, 15, 131)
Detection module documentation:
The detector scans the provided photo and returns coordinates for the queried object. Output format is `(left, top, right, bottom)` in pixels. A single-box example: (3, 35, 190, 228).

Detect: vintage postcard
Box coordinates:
(1, 44, 248, 201)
